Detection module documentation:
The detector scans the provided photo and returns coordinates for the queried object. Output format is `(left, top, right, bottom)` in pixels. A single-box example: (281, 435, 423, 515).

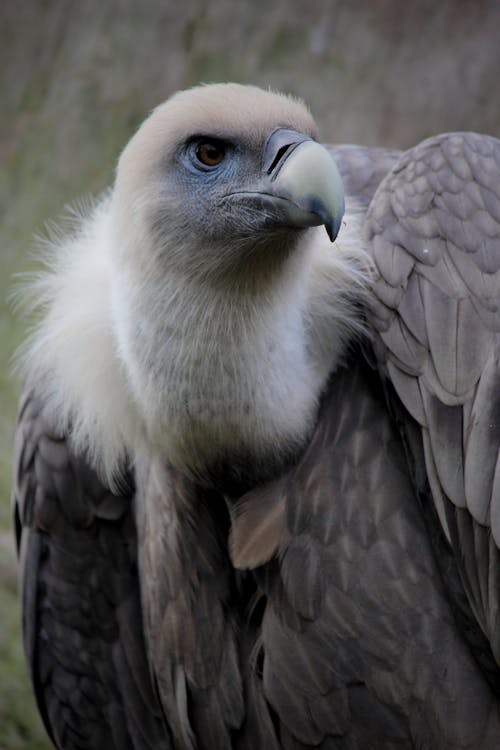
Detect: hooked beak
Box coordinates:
(225, 128, 345, 242)
(262, 128, 345, 242)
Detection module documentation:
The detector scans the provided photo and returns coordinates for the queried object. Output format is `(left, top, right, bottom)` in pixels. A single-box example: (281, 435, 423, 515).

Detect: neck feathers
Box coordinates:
(16, 198, 370, 487)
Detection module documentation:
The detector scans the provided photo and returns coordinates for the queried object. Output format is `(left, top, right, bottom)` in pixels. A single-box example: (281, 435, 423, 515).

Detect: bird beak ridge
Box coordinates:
(264, 129, 345, 242)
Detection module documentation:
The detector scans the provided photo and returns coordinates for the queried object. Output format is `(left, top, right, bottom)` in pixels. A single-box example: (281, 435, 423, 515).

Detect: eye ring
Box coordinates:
(193, 140, 226, 168)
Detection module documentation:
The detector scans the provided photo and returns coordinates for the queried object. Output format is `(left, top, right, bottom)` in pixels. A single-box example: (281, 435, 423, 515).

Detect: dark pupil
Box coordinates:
(196, 142, 225, 166)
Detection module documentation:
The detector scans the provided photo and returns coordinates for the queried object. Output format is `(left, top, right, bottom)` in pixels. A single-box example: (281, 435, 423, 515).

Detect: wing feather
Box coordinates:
(367, 131, 500, 665)
(13, 391, 170, 749)
(254, 361, 500, 747)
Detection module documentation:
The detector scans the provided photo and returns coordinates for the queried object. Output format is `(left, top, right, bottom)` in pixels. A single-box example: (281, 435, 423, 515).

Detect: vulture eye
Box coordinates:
(194, 140, 226, 168)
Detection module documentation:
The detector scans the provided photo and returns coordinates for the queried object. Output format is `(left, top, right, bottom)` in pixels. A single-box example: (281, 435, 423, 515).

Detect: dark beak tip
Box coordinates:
(305, 194, 344, 244)
(326, 214, 343, 243)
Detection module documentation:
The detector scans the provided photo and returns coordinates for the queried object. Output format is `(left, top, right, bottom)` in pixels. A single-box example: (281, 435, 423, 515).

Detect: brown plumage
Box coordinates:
(12, 84, 500, 749)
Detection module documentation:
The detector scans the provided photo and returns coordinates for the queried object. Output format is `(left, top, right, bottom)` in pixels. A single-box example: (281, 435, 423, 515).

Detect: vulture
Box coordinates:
(12, 83, 500, 750)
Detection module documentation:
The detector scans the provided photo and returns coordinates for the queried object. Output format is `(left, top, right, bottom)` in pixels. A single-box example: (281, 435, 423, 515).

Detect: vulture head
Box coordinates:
(101, 83, 367, 491)
(111, 83, 344, 274)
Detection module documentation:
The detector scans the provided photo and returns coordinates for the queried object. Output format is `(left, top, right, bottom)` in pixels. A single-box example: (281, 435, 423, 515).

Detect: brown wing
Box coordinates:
(13, 391, 171, 749)
(230, 356, 500, 749)
(366, 132, 500, 662)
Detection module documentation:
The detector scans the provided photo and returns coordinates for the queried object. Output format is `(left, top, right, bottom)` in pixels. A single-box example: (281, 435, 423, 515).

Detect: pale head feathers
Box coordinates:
(110, 83, 318, 284)
(16, 83, 371, 487)
(115, 83, 317, 205)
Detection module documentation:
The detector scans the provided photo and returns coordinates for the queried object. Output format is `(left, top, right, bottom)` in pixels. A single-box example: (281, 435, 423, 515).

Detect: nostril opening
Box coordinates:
(262, 128, 311, 178)
(267, 144, 292, 176)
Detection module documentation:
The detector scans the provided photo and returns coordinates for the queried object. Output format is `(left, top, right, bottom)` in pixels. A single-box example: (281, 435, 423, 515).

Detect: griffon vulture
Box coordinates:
(12, 83, 500, 749)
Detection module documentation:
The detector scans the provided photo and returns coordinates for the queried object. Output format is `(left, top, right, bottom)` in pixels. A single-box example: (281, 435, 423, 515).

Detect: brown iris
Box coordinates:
(195, 141, 226, 167)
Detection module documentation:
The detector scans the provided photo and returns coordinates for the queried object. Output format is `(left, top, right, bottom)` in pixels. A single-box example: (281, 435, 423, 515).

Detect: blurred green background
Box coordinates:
(1, 1, 500, 746)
